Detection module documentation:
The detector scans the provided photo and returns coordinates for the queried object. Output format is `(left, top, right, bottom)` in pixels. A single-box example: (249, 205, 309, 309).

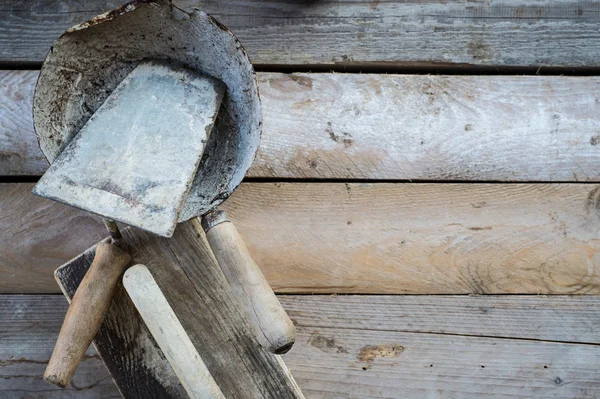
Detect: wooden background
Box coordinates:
(2, 0, 600, 397)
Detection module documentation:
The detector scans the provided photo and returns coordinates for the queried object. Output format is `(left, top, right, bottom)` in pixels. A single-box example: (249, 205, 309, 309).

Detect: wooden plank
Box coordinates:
(0, 295, 120, 398)
(0, 71, 48, 175)
(54, 221, 303, 398)
(279, 295, 600, 343)
(4, 70, 600, 181)
(2, 295, 600, 398)
(254, 73, 600, 181)
(0, 183, 107, 293)
(288, 327, 600, 399)
(2, 1, 600, 67)
(3, 182, 600, 295)
(225, 182, 600, 295)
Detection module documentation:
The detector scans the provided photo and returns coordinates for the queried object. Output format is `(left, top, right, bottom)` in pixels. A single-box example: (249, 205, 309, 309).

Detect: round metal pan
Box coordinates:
(33, 0, 261, 222)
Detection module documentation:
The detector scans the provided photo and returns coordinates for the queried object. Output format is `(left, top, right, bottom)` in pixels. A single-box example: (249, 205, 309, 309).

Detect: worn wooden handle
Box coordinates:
(44, 242, 130, 387)
(123, 264, 225, 399)
(202, 211, 296, 354)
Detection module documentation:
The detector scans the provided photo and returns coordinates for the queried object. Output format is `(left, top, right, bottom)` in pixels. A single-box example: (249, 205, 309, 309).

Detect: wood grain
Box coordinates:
(2, 294, 600, 398)
(4, 71, 600, 180)
(0, 295, 120, 398)
(223, 182, 600, 294)
(2, 0, 600, 67)
(0, 183, 107, 293)
(3, 182, 600, 295)
(54, 221, 304, 398)
(0, 70, 48, 175)
(279, 295, 600, 344)
(288, 327, 600, 399)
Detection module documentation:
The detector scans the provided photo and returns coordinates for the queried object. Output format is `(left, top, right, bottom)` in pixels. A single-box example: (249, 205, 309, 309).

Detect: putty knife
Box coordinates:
(34, 61, 225, 238)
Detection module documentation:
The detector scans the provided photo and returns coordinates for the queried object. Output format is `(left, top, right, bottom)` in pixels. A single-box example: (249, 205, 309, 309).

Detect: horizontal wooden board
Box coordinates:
(2, 295, 600, 398)
(3, 182, 600, 294)
(0, 71, 47, 175)
(255, 73, 600, 181)
(3, 70, 600, 181)
(0, 297, 119, 398)
(279, 295, 600, 343)
(0, 184, 107, 293)
(290, 327, 600, 399)
(227, 182, 600, 295)
(2, 0, 600, 67)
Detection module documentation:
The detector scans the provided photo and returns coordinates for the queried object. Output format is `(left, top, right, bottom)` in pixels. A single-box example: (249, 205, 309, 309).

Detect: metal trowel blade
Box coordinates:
(33, 61, 225, 237)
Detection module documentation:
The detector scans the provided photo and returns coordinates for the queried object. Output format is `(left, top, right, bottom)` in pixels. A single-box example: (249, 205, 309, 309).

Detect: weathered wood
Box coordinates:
(44, 243, 130, 388)
(4, 70, 600, 181)
(0, 183, 107, 293)
(279, 295, 600, 344)
(225, 182, 600, 294)
(254, 73, 600, 181)
(0, 296, 120, 398)
(0, 70, 48, 175)
(55, 221, 304, 398)
(203, 212, 296, 354)
(123, 264, 225, 399)
(2, 0, 600, 67)
(4, 182, 600, 295)
(289, 327, 600, 399)
(3, 295, 600, 398)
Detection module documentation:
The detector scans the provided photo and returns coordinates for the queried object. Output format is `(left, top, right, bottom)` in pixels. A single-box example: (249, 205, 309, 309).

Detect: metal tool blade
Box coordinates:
(33, 61, 225, 237)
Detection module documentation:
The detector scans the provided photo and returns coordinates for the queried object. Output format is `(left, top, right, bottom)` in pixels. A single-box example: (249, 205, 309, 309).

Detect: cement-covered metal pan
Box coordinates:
(33, 0, 262, 222)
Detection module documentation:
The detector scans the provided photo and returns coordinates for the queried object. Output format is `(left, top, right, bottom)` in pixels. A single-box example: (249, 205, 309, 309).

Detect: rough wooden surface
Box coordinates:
(2, 294, 600, 398)
(290, 327, 600, 399)
(225, 182, 600, 295)
(3, 182, 600, 295)
(279, 295, 600, 343)
(4, 70, 600, 180)
(0, 296, 119, 399)
(0, 183, 106, 293)
(55, 221, 303, 398)
(255, 73, 600, 181)
(2, 0, 600, 67)
(0, 70, 47, 175)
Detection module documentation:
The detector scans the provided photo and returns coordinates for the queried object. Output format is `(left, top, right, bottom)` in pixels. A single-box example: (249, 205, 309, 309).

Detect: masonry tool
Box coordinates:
(32, 0, 297, 394)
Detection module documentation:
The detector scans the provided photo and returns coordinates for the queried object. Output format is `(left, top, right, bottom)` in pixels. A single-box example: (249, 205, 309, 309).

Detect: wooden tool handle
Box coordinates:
(123, 264, 225, 399)
(202, 211, 296, 354)
(44, 242, 130, 387)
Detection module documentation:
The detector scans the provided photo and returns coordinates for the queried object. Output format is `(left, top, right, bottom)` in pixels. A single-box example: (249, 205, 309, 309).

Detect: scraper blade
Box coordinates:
(33, 61, 225, 237)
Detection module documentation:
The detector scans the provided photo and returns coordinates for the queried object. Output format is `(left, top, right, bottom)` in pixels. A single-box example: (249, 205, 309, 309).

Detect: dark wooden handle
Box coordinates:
(44, 243, 131, 387)
(202, 211, 296, 354)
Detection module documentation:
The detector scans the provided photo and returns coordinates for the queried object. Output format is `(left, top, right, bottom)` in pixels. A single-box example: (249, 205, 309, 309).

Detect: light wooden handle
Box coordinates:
(123, 265, 225, 399)
(202, 211, 296, 354)
(44, 242, 130, 387)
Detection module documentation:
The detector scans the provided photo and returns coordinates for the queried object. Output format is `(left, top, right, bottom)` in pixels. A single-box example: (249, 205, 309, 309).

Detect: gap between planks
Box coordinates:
(2, 70, 600, 181)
